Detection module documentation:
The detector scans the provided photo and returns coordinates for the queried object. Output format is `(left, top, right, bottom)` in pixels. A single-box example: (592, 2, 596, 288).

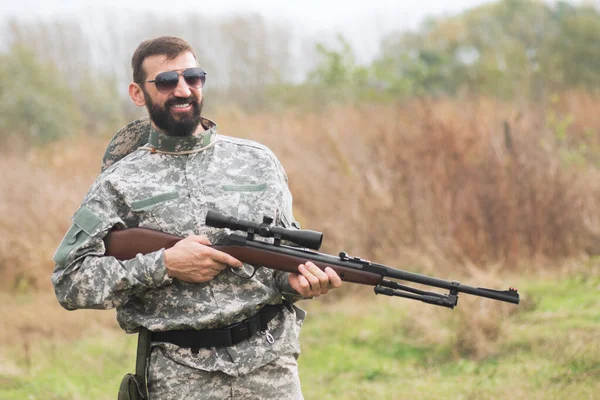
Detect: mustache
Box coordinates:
(166, 95, 197, 107)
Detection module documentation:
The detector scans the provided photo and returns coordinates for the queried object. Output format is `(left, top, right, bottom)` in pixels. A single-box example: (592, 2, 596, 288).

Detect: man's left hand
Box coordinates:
(288, 262, 343, 298)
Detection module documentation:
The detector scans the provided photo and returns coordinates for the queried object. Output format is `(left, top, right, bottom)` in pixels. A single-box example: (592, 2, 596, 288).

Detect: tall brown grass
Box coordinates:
(1, 94, 599, 292)
(0, 137, 107, 290)
(240, 93, 600, 270)
(0, 93, 599, 365)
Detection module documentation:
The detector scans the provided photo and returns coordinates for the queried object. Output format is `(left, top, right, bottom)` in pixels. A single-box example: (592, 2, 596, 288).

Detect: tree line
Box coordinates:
(1, 0, 599, 143)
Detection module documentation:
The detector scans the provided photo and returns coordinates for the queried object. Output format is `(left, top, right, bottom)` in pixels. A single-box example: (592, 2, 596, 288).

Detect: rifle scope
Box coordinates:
(206, 210, 323, 250)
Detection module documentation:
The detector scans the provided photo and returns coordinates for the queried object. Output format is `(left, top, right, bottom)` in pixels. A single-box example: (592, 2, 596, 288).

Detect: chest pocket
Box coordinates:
(132, 191, 196, 235)
(218, 183, 280, 222)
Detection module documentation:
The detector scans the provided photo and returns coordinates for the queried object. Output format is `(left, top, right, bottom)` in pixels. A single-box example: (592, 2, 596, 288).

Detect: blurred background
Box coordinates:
(0, 0, 599, 398)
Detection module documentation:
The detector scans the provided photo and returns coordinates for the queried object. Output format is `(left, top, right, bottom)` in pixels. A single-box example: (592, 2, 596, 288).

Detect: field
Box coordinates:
(1, 96, 599, 399)
(1, 266, 598, 399)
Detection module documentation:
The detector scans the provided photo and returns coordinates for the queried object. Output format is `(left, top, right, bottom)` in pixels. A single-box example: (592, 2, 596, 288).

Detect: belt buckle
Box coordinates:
(229, 319, 250, 344)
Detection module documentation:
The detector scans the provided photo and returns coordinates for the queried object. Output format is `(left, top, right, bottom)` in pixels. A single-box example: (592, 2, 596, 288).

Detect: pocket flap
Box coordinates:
(131, 192, 179, 212)
(73, 206, 103, 235)
(222, 183, 267, 192)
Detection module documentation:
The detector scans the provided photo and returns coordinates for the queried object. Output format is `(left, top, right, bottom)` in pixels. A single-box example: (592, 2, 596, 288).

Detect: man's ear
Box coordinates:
(129, 83, 146, 107)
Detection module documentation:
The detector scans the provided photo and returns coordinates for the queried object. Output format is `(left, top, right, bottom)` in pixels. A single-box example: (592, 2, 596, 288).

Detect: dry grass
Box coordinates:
(0, 137, 107, 291)
(1, 94, 599, 351)
(221, 94, 600, 269)
(2, 95, 600, 289)
(0, 292, 118, 345)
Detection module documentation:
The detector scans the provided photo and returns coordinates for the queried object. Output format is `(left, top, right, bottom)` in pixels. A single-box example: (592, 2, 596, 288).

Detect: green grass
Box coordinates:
(0, 332, 136, 400)
(1, 272, 598, 399)
(298, 274, 600, 399)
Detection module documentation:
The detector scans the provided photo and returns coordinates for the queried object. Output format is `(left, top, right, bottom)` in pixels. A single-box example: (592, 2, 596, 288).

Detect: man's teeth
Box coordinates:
(171, 103, 191, 108)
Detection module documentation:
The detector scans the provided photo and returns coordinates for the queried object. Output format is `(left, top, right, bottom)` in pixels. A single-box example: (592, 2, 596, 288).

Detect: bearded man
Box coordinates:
(52, 36, 342, 400)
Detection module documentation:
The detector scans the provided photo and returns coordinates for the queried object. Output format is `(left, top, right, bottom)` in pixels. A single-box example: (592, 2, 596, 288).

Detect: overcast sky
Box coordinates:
(3, 0, 494, 62)
(3, 0, 491, 22)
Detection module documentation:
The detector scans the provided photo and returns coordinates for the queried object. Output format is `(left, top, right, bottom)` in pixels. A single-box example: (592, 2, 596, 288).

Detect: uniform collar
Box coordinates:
(148, 117, 217, 153)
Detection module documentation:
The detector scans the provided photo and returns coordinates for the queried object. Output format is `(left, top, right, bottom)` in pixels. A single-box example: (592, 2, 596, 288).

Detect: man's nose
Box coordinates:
(172, 75, 191, 97)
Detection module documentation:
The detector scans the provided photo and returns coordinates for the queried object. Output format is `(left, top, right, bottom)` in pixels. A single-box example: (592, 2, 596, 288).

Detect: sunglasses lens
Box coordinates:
(154, 71, 179, 93)
(183, 68, 206, 89)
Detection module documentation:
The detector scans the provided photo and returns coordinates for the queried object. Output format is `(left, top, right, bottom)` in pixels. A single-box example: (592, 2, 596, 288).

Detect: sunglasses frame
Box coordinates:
(138, 68, 207, 94)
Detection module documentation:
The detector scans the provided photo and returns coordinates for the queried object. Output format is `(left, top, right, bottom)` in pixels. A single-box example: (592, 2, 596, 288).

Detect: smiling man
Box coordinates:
(131, 46, 204, 137)
(52, 36, 342, 400)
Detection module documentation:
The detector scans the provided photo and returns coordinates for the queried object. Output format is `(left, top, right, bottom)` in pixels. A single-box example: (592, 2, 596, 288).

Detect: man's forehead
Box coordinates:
(142, 51, 197, 77)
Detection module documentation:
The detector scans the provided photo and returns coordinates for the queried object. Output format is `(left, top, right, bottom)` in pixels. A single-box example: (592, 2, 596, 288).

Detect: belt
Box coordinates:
(151, 303, 284, 349)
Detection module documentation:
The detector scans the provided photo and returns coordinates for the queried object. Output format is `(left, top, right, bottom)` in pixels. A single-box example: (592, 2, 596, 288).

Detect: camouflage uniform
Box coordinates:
(52, 118, 306, 399)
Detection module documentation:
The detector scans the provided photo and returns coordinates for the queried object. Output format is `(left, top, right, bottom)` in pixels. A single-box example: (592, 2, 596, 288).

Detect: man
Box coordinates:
(52, 36, 342, 399)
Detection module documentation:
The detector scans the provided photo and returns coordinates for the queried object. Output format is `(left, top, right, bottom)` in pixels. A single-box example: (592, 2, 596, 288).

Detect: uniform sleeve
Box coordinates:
(51, 178, 173, 311)
(270, 154, 305, 303)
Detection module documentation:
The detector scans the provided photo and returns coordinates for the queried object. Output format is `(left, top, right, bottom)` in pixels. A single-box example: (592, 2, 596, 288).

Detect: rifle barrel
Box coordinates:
(221, 235, 519, 305)
(380, 267, 519, 304)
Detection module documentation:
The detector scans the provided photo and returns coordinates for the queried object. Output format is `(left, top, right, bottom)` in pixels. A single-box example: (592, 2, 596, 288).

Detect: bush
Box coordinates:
(0, 46, 83, 144)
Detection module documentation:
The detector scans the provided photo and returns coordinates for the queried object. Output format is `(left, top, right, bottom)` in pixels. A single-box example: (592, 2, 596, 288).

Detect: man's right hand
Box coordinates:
(163, 235, 243, 283)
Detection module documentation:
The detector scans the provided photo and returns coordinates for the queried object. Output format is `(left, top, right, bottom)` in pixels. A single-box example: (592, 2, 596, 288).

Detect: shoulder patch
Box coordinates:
(73, 206, 103, 236)
(53, 205, 104, 264)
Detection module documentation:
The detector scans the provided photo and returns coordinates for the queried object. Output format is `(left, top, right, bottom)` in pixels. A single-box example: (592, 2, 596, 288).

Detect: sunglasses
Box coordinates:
(139, 67, 207, 94)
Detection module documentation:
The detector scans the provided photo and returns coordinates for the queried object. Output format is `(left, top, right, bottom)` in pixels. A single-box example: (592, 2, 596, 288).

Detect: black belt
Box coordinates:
(151, 303, 284, 349)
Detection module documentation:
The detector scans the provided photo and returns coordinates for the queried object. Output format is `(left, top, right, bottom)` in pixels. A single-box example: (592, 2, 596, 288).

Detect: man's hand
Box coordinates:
(288, 261, 343, 298)
(163, 235, 243, 283)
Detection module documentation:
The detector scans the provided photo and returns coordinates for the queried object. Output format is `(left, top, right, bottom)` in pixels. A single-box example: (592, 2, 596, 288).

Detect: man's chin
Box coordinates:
(147, 101, 202, 136)
(171, 118, 202, 136)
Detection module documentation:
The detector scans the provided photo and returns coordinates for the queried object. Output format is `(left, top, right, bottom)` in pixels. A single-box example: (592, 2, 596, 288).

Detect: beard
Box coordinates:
(143, 90, 203, 137)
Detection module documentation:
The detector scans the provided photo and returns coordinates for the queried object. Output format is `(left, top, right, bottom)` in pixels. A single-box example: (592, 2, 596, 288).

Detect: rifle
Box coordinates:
(104, 210, 519, 309)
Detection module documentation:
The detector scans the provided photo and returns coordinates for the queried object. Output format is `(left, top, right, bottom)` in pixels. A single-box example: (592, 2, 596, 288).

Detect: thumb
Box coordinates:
(187, 234, 212, 246)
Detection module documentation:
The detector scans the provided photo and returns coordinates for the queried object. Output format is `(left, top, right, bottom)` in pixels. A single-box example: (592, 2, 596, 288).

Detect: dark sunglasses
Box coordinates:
(138, 68, 207, 94)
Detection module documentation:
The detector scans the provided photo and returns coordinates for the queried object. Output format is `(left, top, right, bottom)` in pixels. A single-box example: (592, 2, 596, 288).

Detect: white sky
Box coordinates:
(3, 0, 493, 62)
(3, 0, 491, 22)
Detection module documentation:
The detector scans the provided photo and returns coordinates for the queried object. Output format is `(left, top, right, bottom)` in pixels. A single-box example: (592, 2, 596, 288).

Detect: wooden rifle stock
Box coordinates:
(103, 228, 384, 286)
(104, 228, 183, 261)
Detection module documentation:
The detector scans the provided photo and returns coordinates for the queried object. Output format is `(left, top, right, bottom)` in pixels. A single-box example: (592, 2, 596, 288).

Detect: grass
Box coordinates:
(1, 269, 598, 399)
(0, 331, 135, 400)
(1, 98, 599, 398)
(297, 272, 600, 399)
(3, 98, 600, 291)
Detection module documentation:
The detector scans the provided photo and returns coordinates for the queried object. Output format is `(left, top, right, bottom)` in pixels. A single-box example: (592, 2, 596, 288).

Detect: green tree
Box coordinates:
(309, 34, 369, 88)
(373, 0, 600, 99)
(0, 45, 82, 144)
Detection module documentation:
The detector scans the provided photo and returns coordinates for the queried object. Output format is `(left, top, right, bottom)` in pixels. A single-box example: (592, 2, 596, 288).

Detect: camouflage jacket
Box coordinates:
(52, 118, 305, 376)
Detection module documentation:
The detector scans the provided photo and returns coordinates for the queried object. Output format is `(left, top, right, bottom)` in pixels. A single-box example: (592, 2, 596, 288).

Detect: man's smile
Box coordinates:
(169, 102, 193, 112)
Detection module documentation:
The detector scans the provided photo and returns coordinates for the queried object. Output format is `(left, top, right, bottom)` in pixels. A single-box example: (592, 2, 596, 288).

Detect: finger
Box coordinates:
(296, 274, 313, 297)
(187, 235, 212, 246)
(206, 248, 243, 268)
(208, 261, 228, 271)
(288, 272, 299, 288)
(288, 273, 306, 296)
(303, 262, 330, 293)
(298, 264, 322, 293)
(325, 267, 343, 289)
(304, 262, 329, 281)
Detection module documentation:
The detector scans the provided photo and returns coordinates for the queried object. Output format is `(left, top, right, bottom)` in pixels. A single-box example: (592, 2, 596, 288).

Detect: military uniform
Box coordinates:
(52, 118, 306, 399)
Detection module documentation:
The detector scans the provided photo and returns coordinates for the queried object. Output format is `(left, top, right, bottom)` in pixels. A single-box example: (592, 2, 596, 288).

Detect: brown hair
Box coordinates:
(131, 36, 196, 83)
